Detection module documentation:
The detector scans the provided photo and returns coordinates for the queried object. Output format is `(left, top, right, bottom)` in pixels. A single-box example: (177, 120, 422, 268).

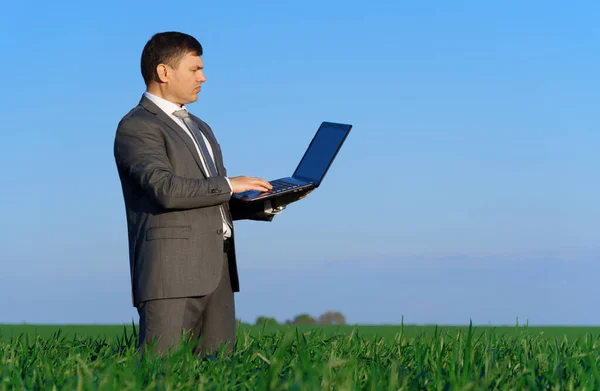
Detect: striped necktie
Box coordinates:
(172, 109, 233, 230)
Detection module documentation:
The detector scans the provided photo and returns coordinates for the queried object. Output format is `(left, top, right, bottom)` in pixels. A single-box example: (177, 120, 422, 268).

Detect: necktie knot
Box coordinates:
(172, 109, 190, 120)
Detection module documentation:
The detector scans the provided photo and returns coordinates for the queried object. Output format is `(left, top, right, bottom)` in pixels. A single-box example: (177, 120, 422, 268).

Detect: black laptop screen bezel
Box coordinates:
(291, 121, 352, 186)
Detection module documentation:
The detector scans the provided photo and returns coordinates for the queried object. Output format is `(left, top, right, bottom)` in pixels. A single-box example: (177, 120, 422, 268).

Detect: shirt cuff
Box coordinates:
(224, 177, 233, 196)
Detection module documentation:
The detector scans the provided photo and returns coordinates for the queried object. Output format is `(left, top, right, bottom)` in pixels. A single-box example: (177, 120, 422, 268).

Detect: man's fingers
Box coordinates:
(249, 182, 271, 192)
(254, 178, 272, 189)
(230, 176, 273, 193)
(250, 178, 272, 191)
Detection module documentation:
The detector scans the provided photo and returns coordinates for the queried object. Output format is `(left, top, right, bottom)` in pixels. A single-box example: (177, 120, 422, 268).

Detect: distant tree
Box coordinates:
(318, 311, 346, 325)
(293, 313, 317, 325)
(255, 316, 278, 326)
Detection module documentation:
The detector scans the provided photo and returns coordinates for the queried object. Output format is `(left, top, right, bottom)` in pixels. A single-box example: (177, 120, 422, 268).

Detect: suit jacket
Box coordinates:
(114, 95, 272, 307)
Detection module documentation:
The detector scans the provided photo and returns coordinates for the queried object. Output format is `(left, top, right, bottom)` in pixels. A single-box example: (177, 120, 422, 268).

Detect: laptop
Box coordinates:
(233, 121, 352, 203)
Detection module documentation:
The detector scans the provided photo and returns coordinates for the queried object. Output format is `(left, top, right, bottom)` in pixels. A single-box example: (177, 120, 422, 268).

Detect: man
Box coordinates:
(113, 31, 307, 357)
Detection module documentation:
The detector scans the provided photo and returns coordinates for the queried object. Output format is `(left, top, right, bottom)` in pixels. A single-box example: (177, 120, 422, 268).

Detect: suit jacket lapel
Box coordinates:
(189, 115, 232, 222)
(190, 114, 226, 176)
(190, 113, 233, 222)
(139, 96, 209, 178)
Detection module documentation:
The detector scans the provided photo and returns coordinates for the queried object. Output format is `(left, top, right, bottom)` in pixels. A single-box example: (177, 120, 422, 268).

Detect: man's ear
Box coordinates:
(155, 64, 169, 83)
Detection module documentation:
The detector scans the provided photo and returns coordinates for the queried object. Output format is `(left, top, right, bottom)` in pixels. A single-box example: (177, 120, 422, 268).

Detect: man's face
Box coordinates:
(164, 52, 206, 105)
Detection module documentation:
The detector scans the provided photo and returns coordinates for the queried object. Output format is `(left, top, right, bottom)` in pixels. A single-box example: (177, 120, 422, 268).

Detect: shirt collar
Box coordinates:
(144, 91, 188, 117)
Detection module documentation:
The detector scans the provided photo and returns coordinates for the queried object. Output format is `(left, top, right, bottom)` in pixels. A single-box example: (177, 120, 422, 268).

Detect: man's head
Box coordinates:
(141, 32, 206, 106)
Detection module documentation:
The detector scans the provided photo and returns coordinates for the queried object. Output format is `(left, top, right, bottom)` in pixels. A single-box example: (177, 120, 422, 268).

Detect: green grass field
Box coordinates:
(1, 323, 600, 390)
(4, 323, 600, 342)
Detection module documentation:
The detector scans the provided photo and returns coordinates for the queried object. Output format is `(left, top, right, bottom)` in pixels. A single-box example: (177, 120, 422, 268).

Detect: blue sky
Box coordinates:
(1, 1, 599, 326)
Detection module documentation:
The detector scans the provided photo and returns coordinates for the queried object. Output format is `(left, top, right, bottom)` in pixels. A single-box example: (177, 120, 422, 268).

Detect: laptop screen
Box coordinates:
(292, 122, 351, 185)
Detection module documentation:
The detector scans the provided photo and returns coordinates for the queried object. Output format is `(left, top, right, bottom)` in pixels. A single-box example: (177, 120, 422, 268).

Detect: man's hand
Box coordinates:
(229, 176, 273, 194)
(271, 189, 314, 209)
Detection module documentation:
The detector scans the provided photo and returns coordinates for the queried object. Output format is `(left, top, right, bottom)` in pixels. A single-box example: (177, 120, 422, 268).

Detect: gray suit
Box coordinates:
(114, 95, 272, 355)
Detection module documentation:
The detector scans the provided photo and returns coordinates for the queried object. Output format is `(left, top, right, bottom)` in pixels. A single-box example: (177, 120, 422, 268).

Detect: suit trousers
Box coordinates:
(136, 249, 236, 357)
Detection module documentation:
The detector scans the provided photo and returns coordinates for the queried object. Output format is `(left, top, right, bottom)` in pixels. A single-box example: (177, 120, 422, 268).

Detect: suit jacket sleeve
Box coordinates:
(114, 117, 232, 210)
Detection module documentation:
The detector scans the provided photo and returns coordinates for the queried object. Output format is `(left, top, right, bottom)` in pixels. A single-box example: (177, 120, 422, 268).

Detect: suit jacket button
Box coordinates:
(217, 228, 223, 235)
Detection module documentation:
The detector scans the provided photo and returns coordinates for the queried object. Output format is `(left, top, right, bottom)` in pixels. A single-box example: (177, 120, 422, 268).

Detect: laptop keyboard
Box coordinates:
(269, 179, 300, 194)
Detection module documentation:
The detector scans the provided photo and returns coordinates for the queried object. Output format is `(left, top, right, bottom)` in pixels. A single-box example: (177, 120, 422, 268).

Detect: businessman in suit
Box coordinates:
(114, 31, 307, 357)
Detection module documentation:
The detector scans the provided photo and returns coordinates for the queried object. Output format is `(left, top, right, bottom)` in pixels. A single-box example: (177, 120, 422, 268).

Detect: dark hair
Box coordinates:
(140, 31, 203, 86)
